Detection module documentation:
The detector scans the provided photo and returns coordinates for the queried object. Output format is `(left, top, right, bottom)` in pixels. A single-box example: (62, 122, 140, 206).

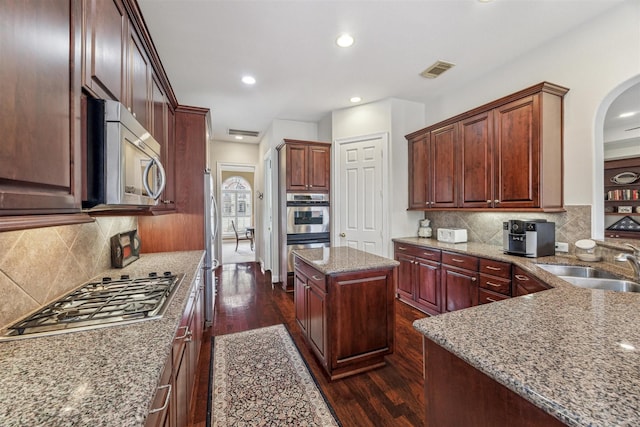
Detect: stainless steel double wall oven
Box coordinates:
(285, 193, 330, 277)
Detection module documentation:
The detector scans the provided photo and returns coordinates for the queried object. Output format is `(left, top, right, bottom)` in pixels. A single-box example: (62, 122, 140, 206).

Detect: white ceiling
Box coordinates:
(138, 0, 628, 144)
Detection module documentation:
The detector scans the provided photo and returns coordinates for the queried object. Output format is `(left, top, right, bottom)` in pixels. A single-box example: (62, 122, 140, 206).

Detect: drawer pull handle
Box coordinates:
(485, 266, 501, 271)
(514, 274, 530, 281)
(486, 281, 501, 288)
(422, 252, 434, 256)
(486, 297, 498, 302)
(451, 258, 465, 263)
(149, 384, 172, 414)
(398, 246, 407, 250)
(312, 275, 323, 281)
(174, 326, 190, 340)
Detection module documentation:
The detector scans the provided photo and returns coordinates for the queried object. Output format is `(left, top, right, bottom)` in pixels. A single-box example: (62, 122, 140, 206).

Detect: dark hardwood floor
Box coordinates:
(189, 262, 426, 427)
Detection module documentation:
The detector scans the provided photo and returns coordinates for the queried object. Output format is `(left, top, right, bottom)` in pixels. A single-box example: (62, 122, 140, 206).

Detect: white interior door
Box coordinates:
(335, 133, 388, 256)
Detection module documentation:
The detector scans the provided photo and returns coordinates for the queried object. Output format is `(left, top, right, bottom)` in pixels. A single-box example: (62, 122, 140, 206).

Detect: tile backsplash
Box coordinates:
(423, 205, 592, 251)
(0, 217, 137, 330)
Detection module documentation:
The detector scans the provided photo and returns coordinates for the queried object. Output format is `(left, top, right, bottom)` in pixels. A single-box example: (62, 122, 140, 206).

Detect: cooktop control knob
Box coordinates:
(120, 274, 130, 280)
(102, 277, 112, 283)
(149, 272, 158, 278)
(163, 271, 172, 277)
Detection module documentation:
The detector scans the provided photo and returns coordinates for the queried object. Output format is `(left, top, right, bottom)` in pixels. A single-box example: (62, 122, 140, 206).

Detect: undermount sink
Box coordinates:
(536, 263, 640, 293)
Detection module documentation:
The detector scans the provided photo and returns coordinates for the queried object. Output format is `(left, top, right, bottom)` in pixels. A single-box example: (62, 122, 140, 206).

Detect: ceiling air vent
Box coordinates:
(420, 60, 456, 79)
(228, 128, 260, 138)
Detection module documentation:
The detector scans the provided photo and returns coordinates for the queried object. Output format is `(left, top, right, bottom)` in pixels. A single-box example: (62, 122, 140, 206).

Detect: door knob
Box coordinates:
(340, 232, 346, 237)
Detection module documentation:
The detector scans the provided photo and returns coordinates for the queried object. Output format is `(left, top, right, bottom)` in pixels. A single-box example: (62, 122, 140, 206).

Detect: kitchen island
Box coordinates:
(395, 237, 640, 427)
(292, 246, 399, 380)
(0, 250, 205, 427)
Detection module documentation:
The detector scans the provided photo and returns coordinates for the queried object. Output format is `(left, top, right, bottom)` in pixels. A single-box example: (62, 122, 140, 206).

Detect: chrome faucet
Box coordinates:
(615, 243, 640, 283)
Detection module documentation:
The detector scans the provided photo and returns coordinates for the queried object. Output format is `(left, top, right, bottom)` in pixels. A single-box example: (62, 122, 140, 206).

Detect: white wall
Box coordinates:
(331, 98, 425, 257)
(257, 119, 319, 281)
(422, 1, 640, 208)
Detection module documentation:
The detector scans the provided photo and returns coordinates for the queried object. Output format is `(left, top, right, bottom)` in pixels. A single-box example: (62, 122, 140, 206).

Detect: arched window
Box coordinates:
(221, 176, 252, 237)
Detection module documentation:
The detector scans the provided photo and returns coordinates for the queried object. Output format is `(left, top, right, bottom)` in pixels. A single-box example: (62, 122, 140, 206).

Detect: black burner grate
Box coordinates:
(7, 273, 182, 337)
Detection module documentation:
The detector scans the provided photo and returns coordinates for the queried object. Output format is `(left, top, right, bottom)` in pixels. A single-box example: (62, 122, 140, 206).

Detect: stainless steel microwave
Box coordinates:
(83, 99, 166, 210)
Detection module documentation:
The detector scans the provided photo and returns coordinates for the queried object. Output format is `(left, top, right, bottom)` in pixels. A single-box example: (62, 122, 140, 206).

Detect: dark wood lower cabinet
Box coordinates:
(294, 256, 396, 380)
(513, 266, 551, 296)
(395, 243, 442, 315)
(146, 267, 204, 427)
(441, 251, 479, 312)
(424, 338, 565, 427)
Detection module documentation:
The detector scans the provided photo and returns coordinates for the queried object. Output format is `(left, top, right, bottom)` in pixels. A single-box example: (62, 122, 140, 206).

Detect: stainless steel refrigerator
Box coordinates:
(203, 169, 219, 326)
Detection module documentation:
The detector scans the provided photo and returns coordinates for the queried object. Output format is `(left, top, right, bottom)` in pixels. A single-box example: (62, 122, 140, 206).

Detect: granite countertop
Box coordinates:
(293, 246, 399, 275)
(0, 250, 205, 427)
(395, 237, 640, 427)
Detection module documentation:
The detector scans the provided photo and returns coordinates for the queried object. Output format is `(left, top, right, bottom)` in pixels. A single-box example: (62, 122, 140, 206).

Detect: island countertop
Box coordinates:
(395, 237, 640, 427)
(292, 246, 399, 275)
(0, 250, 205, 427)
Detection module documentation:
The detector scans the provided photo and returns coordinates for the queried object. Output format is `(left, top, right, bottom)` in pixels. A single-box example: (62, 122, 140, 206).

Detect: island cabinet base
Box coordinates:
(294, 256, 396, 381)
(423, 338, 566, 427)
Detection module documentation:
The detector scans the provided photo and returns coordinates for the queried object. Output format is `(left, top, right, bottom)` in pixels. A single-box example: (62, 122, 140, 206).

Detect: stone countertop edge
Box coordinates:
(292, 246, 399, 275)
(394, 237, 640, 427)
(0, 250, 205, 427)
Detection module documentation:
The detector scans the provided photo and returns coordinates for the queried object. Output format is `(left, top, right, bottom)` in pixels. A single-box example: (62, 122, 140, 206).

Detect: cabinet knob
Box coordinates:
(494, 199, 499, 204)
(471, 277, 477, 282)
(340, 232, 346, 237)
(487, 200, 492, 204)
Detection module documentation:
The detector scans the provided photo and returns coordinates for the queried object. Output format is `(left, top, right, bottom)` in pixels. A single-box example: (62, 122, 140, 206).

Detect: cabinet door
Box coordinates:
(151, 74, 167, 147)
(460, 111, 494, 208)
(307, 283, 326, 362)
(128, 27, 150, 129)
(286, 144, 308, 191)
(408, 134, 429, 209)
(415, 258, 441, 313)
(82, 0, 126, 101)
(294, 272, 308, 334)
(308, 144, 330, 192)
(494, 95, 540, 208)
(0, 0, 83, 216)
(442, 266, 478, 312)
(154, 105, 176, 211)
(430, 124, 458, 207)
(145, 355, 172, 427)
(395, 252, 415, 300)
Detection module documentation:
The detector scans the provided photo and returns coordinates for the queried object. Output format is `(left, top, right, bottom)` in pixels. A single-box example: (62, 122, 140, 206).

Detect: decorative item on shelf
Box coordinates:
(605, 205, 615, 213)
(575, 239, 602, 262)
(418, 218, 432, 238)
(618, 206, 633, 214)
(607, 216, 640, 233)
(636, 206, 640, 214)
(610, 171, 640, 185)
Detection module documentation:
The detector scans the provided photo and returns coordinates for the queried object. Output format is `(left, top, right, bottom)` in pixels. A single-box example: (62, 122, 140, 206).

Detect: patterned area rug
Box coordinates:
(209, 325, 341, 427)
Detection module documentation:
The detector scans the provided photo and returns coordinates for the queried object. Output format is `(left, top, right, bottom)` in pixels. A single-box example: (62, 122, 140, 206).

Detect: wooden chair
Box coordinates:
(231, 220, 254, 251)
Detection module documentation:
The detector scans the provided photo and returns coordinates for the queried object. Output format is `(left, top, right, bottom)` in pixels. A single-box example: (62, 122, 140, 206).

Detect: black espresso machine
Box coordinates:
(503, 219, 555, 258)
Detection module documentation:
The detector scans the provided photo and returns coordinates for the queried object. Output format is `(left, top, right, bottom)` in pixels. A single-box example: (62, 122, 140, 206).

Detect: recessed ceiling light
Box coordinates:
(336, 33, 355, 48)
(350, 96, 362, 103)
(619, 112, 636, 118)
(235, 135, 244, 140)
(241, 75, 256, 85)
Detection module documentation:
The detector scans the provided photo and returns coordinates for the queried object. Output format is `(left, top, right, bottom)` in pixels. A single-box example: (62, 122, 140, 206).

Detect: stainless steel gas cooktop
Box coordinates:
(1, 272, 183, 341)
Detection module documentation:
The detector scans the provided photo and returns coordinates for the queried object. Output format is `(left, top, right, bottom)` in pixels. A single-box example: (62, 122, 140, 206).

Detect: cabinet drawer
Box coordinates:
(479, 259, 511, 279)
(294, 257, 326, 292)
(479, 274, 511, 295)
(478, 288, 510, 305)
(394, 243, 441, 262)
(442, 251, 478, 271)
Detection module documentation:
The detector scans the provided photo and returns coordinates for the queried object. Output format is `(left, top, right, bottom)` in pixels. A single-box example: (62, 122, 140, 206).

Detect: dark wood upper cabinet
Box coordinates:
(460, 111, 494, 208)
(408, 124, 457, 209)
(408, 134, 429, 209)
(282, 140, 331, 193)
(430, 124, 458, 208)
(407, 82, 568, 212)
(82, 0, 127, 101)
(127, 27, 150, 130)
(0, 0, 87, 222)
